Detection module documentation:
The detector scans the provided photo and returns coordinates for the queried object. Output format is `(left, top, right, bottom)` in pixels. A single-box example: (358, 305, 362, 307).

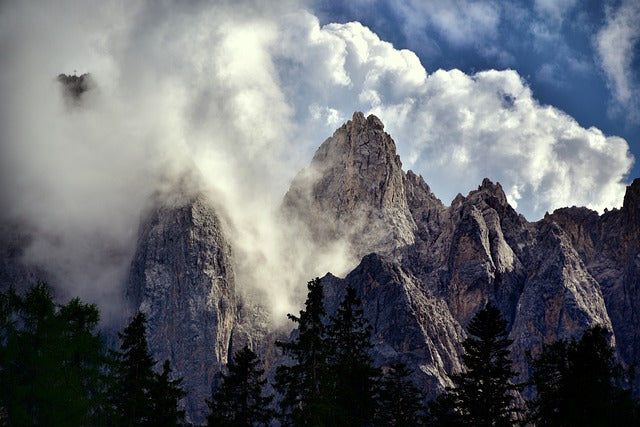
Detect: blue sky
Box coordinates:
(313, 0, 640, 182)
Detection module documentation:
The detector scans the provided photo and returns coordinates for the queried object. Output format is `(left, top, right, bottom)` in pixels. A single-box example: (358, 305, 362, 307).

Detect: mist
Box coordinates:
(0, 0, 355, 323)
(0, 0, 632, 322)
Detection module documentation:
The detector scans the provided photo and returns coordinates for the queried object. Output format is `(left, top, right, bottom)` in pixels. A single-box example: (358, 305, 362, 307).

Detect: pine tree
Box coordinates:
(110, 312, 157, 426)
(525, 340, 568, 426)
(274, 277, 334, 425)
(207, 345, 273, 426)
(376, 362, 425, 426)
(326, 285, 379, 425)
(0, 283, 108, 426)
(430, 303, 520, 426)
(528, 325, 639, 425)
(110, 312, 185, 426)
(148, 360, 187, 427)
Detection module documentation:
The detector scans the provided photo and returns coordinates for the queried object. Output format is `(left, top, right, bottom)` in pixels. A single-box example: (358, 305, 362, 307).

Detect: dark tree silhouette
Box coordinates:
(110, 312, 185, 426)
(528, 325, 639, 426)
(110, 312, 157, 426)
(0, 283, 108, 426)
(274, 277, 334, 425)
(376, 362, 426, 426)
(326, 285, 380, 425)
(429, 303, 520, 426)
(148, 360, 187, 427)
(207, 345, 273, 426)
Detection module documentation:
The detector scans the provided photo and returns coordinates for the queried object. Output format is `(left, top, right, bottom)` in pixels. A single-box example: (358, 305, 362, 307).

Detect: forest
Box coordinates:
(1, 281, 638, 426)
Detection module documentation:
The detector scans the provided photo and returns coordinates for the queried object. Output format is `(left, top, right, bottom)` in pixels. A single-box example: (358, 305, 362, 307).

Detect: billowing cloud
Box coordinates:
(0, 1, 633, 321)
(274, 12, 633, 218)
(398, 0, 501, 47)
(595, 0, 640, 120)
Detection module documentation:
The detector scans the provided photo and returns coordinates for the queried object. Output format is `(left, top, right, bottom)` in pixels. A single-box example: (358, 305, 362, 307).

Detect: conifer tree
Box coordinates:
(326, 285, 379, 425)
(528, 325, 639, 425)
(0, 283, 108, 426)
(274, 277, 334, 425)
(429, 303, 520, 426)
(110, 312, 185, 426)
(207, 345, 273, 426)
(110, 312, 157, 426)
(376, 362, 425, 426)
(148, 360, 187, 427)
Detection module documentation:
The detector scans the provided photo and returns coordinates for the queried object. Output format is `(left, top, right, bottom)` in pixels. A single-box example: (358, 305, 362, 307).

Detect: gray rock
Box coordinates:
(322, 254, 464, 397)
(126, 193, 236, 424)
(282, 112, 621, 398)
(547, 178, 640, 390)
(283, 111, 417, 259)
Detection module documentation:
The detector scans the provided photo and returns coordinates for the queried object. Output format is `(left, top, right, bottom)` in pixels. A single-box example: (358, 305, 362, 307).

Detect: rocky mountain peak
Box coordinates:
(282, 112, 416, 257)
(313, 111, 400, 180)
(57, 72, 93, 103)
(348, 111, 385, 130)
(126, 193, 236, 423)
(471, 178, 509, 206)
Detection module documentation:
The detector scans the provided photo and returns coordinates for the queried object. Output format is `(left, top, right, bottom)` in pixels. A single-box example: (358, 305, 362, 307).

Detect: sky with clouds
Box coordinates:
(0, 0, 638, 316)
(313, 0, 639, 201)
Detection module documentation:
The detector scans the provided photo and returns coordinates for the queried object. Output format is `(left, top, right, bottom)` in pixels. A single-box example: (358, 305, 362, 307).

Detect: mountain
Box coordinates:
(283, 112, 417, 258)
(125, 191, 236, 422)
(285, 112, 617, 397)
(3, 112, 638, 423)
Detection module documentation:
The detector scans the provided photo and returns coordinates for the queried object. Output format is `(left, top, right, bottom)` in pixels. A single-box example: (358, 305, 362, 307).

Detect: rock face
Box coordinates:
(283, 112, 417, 258)
(57, 73, 93, 103)
(285, 112, 623, 397)
(126, 194, 236, 424)
(322, 254, 465, 396)
(546, 178, 640, 387)
(53, 112, 639, 421)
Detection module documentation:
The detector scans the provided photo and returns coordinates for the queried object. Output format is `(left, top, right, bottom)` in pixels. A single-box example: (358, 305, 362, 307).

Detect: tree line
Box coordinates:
(1, 281, 639, 426)
(0, 283, 184, 426)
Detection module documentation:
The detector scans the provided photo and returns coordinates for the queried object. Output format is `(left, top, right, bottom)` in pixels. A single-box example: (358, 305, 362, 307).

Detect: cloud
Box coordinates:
(595, 0, 640, 120)
(398, 0, 501, 47)
(0, 0, 359, 323)
(0, 1, 633, 322)
(534, 0, 578, 23)
(272, 13, 633, 218)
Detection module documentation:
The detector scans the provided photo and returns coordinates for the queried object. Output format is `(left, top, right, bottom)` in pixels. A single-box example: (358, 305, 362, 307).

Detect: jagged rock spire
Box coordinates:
(282, 112, 417, 258)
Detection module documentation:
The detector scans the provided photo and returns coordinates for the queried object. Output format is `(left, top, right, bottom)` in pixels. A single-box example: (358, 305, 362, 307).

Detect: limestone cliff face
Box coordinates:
(126, 194, 236, 424)
(284, 112, 617, 396)
(2, 110, 636, 418)
(83, 113, 639, 421)
(283, 112, 416, 258)
(322, 254, 464, 398)
(547, 178, 640, 387)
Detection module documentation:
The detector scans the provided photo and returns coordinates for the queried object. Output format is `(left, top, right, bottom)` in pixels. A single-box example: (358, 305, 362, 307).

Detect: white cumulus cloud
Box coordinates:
(595, 0, 640, 120)
(272, 12, 633, 218)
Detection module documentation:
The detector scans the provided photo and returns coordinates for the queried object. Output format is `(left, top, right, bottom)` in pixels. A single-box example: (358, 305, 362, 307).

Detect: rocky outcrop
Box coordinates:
(283, 112, 618, 396)
(4, 108, 636, 421)
(118, 112, 637, 416)
(546, 178, 640, 388)
(283, 112, 417, 258)
(322, 254, 464, 398)
(126, 193, 236, 424)
(57, 73, 93, 103)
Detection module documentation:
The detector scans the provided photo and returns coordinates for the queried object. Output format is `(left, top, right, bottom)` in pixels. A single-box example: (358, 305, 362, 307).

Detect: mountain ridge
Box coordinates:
(2, 112, 638, 423)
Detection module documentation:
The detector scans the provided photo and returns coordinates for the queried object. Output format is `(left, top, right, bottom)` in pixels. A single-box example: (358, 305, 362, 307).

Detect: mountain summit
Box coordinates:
(283, 112, 418, 258)
(4, 113, 638, 422)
